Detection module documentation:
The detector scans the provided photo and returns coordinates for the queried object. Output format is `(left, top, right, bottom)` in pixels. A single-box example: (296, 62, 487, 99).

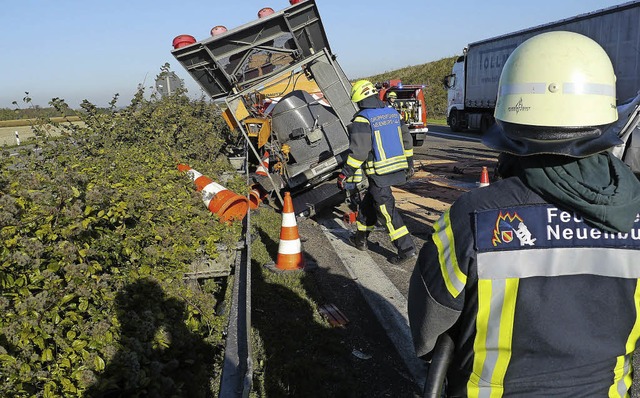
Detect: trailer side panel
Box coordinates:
(465, 2, 640, 110)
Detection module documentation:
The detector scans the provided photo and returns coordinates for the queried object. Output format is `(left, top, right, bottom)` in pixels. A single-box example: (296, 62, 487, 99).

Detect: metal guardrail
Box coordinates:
(218, 150, 253, 397)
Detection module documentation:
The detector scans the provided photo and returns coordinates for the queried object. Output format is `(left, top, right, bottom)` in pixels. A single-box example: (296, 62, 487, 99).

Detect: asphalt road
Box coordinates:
(316, 124, 499, 298)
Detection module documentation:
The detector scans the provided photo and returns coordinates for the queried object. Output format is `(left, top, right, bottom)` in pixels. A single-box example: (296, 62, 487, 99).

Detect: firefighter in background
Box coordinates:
(338, 80, 417, 264)
(408, 31, 640, 396)
(386, 91, 398, 108)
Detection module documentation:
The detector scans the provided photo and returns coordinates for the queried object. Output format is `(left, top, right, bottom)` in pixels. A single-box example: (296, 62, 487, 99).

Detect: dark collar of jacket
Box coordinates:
(356, 96, 386, 110)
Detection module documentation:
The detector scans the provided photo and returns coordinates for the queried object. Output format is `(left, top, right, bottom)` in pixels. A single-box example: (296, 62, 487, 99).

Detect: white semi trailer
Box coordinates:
(444, 1, 640, 133)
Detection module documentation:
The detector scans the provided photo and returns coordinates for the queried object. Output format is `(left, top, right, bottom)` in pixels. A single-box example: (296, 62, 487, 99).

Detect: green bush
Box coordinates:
(0, 87, 244, 396)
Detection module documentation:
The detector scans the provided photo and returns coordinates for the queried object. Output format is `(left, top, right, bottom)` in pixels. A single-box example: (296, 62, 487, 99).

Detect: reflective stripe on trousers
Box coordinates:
(356, 181, 414, 254)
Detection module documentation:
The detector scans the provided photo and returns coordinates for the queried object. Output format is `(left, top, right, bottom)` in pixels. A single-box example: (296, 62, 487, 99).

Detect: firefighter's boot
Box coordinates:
(389, 250, 417, 265)
(349, 231, 368, 251)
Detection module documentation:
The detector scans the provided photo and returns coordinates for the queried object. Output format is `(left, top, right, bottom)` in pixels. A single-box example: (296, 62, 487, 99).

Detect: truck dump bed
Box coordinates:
(171, 2, 331, 100)
(171, 0, 358, 217)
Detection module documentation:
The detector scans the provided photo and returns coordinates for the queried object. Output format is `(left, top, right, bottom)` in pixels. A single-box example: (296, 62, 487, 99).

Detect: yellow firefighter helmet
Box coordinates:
(351, 80, 377, 103)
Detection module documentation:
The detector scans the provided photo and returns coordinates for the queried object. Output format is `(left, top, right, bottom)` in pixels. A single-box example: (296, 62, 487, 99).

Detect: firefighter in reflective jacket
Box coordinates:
(338, 79, 417, 264)
(408, 31, 640, 397)
(386, 91, 398, 108)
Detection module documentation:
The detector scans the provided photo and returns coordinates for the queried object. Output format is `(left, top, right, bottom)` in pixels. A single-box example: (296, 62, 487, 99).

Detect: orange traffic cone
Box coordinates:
(256, 151, 270, 177)
(248, 184, 268, 210)
(178, 164, 249, 222)
(479, 166, 490, 188)
(267, 191, 305, 271)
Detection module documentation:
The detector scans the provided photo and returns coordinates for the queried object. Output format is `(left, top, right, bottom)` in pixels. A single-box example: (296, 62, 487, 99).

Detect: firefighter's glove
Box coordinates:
(406, 157, 415, 179)
(337, 173, 347, 190)
(406, 167, 415, 180)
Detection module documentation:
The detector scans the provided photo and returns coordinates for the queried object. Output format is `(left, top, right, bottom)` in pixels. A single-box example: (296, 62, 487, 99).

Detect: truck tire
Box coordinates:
(413, 137, 424, 147)
(449, 111, 463, 132)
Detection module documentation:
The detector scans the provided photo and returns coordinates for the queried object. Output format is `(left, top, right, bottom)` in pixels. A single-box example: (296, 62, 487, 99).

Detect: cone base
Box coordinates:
(264, 261, 305, 273)
(276, 252, 305, 270)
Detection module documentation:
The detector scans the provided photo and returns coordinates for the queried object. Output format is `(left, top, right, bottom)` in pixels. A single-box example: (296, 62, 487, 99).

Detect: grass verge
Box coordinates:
(247, 206, 418, 397)
(428, 117, 447, 126)
(249, 208, 363, 397)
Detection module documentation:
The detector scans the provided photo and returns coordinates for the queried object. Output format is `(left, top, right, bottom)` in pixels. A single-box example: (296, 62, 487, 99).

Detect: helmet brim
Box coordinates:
(482, 120, 623, 158)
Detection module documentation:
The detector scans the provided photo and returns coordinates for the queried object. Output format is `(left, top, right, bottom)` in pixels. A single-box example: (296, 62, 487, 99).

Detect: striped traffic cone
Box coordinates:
(248, 184, 268, 210)
(178, 164, 249, 222)
(266, 191, 305, 271)
(256, 151, 270, 177)
(478, 166, 490, 188)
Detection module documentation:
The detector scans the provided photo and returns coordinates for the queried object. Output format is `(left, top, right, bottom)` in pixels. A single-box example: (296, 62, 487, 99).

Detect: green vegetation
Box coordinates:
(0, 79, 390, 397)
(0, 117, 81, 128)
(429, 117, 447, 126)
(0, 93, 79, 121)
(0, 86, 247, 396)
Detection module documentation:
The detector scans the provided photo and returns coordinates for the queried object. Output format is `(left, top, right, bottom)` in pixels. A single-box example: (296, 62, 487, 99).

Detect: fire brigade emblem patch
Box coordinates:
(492, 211, 537, 247)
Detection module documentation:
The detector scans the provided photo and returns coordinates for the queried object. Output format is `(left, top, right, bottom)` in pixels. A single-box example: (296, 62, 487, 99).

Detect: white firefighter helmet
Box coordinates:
(483, 31, 621, 157)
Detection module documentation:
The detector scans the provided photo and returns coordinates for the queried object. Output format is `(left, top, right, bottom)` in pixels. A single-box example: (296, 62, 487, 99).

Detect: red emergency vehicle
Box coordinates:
(378, 79, 427, 146)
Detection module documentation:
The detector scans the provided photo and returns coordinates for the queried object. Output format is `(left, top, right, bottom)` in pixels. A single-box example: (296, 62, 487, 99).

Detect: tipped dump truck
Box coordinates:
(171, 0, 425, 217)
(171, 0, 360, 217)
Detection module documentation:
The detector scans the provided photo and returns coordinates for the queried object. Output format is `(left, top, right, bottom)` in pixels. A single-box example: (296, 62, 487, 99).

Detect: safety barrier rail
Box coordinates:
(218, 209, 253, 397)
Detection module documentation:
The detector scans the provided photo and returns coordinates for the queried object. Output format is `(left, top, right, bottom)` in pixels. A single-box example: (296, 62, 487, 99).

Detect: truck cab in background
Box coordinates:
(443, 1, 640, 135)
(377, 79, 427, 146)
(443, 56, 471, 133)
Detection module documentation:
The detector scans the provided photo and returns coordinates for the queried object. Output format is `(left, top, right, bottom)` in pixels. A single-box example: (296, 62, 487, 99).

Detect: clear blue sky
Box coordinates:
(0, 0, 628, 109)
